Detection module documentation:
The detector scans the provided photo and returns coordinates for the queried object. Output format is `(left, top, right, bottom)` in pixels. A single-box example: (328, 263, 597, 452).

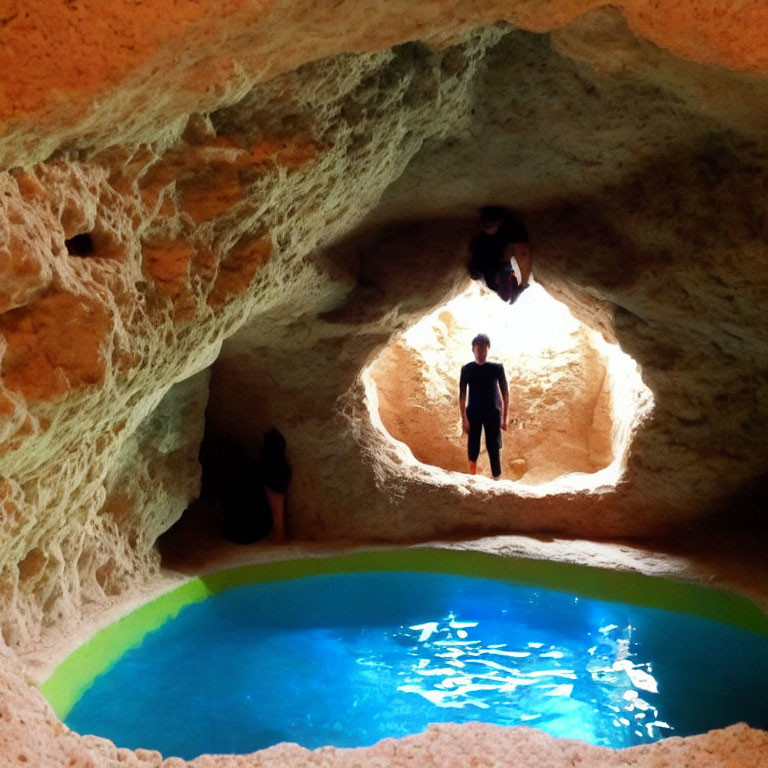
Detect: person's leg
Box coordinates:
(495, 265, 517, 303)
(484, 411, 503, 478)
(467, 413, 482, 474)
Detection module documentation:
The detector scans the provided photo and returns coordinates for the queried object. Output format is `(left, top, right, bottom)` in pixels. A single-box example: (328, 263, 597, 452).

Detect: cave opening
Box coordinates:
(365, 280, 654, 491)
(64, 232, 95, 257)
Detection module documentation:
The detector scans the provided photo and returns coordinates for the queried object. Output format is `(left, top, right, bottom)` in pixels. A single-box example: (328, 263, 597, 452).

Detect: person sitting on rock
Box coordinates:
(213, 428, 292, 544)
(468, 205, 533, 304)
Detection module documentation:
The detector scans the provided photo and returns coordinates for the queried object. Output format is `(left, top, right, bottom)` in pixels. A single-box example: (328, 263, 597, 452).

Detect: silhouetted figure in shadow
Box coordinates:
(468, 206, 533, 304)
(201, 429, 291, 544)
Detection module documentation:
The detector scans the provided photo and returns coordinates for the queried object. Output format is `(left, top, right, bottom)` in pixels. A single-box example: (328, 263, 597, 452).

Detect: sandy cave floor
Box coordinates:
(156, 497, 768, 616)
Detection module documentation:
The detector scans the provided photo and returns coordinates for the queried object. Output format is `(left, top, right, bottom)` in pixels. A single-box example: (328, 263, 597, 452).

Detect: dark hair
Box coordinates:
(479, 206, 507, 225)
(472, 333, 491, 349)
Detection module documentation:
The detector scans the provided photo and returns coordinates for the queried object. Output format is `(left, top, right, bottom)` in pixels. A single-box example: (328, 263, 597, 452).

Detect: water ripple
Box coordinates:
(394, 614, 669, 743)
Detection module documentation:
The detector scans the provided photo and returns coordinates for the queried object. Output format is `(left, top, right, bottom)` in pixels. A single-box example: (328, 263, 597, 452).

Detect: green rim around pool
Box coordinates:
(41, 547, 768, 721)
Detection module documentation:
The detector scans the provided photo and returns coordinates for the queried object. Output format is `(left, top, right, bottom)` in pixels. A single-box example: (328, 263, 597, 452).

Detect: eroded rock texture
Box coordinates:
(2, 1, 768, 765)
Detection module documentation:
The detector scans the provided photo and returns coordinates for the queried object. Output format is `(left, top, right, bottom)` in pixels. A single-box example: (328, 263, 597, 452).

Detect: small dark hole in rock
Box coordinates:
(65, 233, 95, 256)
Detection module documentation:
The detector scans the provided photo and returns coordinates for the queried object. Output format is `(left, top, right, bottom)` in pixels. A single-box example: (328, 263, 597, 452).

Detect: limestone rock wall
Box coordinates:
(1, 22, 509, 648)
(0, 2, 767, 767)
(0, 371, 209, 648)
(2, 3, 768, 652)
(207, 15, 768, 544)
(0, 6, 767, 766)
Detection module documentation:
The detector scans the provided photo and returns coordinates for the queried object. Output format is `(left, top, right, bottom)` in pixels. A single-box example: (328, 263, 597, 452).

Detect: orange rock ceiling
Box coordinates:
(3, 1, 768, 163)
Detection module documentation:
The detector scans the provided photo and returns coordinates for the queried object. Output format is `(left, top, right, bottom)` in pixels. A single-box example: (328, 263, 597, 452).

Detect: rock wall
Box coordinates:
(1, 1, 768, 763)
(1, 0, 768, 647)
(2, 22, 517, 646)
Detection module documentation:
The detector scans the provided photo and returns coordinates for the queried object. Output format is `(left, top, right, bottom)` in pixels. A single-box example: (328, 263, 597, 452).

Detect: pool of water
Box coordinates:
(64, 571, 768, 760)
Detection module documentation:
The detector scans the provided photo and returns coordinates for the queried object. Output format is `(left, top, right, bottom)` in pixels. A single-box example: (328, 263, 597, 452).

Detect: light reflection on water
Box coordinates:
(64, 572, 768, 759)
(383, 612, 671, 743)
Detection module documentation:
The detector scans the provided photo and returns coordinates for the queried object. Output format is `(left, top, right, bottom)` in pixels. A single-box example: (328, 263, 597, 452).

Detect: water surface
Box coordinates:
(66, 571, 768, 759)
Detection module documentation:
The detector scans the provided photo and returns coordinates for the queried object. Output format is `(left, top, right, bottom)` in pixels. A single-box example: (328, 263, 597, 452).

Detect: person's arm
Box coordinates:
(459, 366, 470, 433)
(498, 365, 509, 430)
(513, 242, 533, 285)
(265, 488, 285, 541)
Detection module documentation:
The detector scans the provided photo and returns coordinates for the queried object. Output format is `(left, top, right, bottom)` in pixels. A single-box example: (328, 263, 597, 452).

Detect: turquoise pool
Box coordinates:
(44, 550, 768, 760)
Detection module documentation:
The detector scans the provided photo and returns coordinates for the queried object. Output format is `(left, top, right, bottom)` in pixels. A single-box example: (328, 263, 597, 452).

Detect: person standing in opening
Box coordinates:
(468, 205, 533, 304)
(459, 333, 509, 479)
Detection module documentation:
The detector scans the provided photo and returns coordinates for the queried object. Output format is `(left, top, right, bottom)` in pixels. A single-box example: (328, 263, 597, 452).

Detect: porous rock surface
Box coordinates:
(2, 2, 768, 766)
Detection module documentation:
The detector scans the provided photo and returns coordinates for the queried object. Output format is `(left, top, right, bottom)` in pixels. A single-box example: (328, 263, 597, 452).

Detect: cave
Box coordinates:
(2, 4, 768, 766)
(366, 280, 652, 487)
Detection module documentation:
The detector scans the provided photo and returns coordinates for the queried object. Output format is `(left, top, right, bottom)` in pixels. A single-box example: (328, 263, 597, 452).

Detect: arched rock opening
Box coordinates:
(366, 282, 653, 488)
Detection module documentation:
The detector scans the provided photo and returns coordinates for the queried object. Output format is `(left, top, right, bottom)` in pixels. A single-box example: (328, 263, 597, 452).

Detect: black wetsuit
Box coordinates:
(460, 361, 508, 477)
